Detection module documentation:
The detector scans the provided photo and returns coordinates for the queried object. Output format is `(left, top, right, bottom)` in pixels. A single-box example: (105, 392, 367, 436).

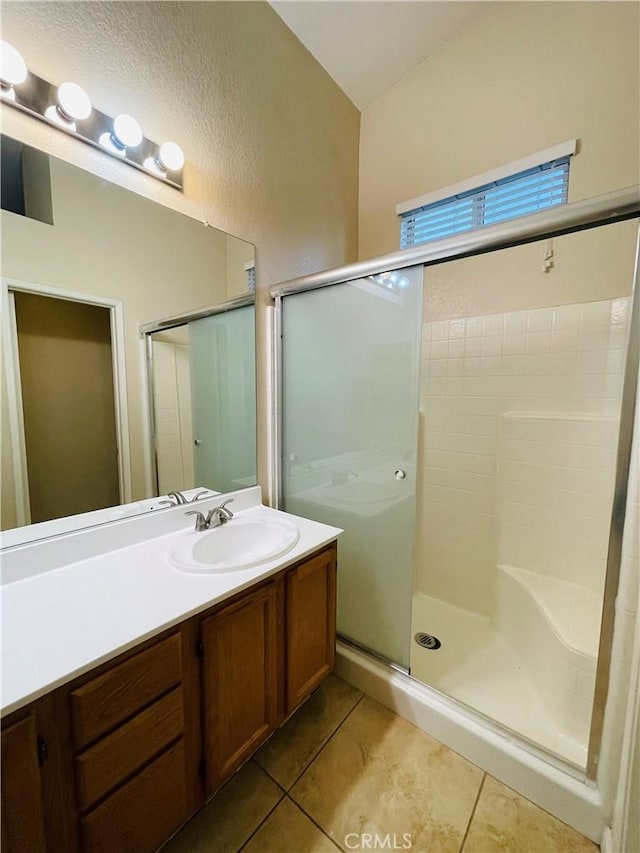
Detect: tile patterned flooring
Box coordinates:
(164, 675, 598, 853)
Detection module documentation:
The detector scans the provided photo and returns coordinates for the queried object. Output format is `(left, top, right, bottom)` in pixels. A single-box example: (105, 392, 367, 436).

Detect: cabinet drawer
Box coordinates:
(70, 633, 182, 750)
(75, 688, 184, 811)
(81, 739, 186, 853)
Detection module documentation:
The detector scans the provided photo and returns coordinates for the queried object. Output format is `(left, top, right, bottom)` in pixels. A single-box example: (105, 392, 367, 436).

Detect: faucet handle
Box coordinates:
(189, 490, 212, 503)
(185, 510, 208, 532)
(219, 499, 234, 519)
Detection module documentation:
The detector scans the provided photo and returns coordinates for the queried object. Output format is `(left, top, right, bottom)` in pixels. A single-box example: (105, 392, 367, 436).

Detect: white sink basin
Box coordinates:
(169, 517, 300, 573)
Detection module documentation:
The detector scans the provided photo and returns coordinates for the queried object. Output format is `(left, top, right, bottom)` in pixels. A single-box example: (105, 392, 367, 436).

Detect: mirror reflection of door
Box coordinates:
(150, 326, 195, 495)
(10, 291, 120, 523)
(189, 305, 256, 494)
(150, 304, 257, 496)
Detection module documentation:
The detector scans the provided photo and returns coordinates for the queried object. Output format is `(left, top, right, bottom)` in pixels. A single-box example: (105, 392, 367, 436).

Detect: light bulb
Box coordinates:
(98, 132, 125, 156)
(112, 114, 142, 148)
(143, 156, 163, 176)
(57, 82, 92, 121)
(0, 41, 27, 87)
(158, 141, 184, 172)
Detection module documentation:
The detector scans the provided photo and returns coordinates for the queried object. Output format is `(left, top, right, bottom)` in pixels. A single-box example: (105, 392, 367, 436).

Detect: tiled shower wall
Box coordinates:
(497, 413, 619, 594)
(416, 297, 629, 616)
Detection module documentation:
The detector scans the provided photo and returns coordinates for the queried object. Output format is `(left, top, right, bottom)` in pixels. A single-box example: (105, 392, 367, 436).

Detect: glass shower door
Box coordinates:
(189, 305, 256, 493)
(281, 267, 423, 667)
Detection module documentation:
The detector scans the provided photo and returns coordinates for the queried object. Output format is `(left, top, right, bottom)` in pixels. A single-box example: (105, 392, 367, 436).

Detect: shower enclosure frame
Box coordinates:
(140, 292, 255, 498)
(270, 185, 640, 782)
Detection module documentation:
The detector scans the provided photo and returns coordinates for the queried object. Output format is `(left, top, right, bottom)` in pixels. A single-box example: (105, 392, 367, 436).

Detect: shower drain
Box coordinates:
(415, 632, 442, 650)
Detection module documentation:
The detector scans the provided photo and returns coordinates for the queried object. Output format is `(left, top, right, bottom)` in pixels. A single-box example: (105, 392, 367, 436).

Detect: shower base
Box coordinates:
(409, 592, 587, 767)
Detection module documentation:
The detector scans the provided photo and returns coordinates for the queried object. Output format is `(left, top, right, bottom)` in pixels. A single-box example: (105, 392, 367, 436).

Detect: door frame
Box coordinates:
(141, 291, 255, 497)
(1, 277, 132, 522)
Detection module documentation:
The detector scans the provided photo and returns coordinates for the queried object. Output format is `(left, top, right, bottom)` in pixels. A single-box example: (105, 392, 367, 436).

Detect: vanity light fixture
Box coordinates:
(144, 140, 185, 177)
(112, 114, 143, 148)
(0, 41, 185, 189)
(45, 81, 92, 130)
(99, 114, 143, 155)
(158, 141, 185, 172)
(369, 272, 410, 292)
(0, 41, 27, 101)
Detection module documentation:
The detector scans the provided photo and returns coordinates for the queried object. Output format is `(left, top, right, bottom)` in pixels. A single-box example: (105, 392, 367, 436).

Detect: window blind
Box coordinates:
(400, 157, 570, 249)
(246, 265, 256, 292)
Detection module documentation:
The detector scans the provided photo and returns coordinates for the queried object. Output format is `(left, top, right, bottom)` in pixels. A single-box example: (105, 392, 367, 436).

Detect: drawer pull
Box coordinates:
(37, 736, 48, 767)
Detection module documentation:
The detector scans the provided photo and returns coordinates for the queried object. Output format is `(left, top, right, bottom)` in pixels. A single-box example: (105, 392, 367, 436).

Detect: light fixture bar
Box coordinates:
(2, 66, 184, 190)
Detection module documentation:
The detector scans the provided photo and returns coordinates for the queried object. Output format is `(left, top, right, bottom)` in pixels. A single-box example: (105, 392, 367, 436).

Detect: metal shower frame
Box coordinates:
(269, 185, 640, 781)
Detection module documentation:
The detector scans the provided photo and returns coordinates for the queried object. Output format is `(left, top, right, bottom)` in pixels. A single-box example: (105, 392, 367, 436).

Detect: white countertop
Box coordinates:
(0, 486, 221, 549)
(1, 487, 341, 717)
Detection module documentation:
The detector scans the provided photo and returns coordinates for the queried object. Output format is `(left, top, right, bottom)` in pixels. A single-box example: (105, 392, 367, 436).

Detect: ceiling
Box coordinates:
(269, 1, 485, 111)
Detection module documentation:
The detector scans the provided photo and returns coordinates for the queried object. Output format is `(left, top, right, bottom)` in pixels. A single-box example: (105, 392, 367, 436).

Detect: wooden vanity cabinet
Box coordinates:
(285, 546, 337, 713)
(1, 630, 193, 853)
(198, 543, 337, 794)
(70, 633, 189, 853)
(0, 541, 337, 853)
(1, 714, 47, 853)
(200, 582, 279, 794)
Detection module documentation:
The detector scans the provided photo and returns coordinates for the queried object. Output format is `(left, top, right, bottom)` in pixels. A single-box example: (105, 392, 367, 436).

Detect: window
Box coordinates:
(0, 135, 54, 225)
(245, 262, 256, 292)
(398, 140, 575, 249)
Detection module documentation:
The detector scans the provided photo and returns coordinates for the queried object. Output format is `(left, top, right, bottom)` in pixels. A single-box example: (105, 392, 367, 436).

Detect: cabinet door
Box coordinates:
(201, 584, 278, 793)
(1, 715, 47, 853)
(286, 546, 337, 713)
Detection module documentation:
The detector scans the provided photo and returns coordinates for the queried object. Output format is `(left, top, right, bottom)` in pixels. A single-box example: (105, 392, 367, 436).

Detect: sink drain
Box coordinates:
(415, 632, 441, 650)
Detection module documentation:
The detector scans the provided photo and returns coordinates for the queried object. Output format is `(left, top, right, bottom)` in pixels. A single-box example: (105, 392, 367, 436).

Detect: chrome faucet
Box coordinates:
(186, 499, 234, 532)
(207, 499, 234, 528)
(185, 510, 210, 531)
(159, 491, 188, 507)
(189, 490, 212, 503)
(160, 489, 212, 508)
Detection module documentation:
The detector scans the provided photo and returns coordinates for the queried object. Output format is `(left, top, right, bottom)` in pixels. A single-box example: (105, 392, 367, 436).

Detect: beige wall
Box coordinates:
(359, 1, 639, 261)
(1, 156, 250, 522)
(2, 153, 233, 308)
(420, 222, 639, 322)
(1, 0, 360, 499)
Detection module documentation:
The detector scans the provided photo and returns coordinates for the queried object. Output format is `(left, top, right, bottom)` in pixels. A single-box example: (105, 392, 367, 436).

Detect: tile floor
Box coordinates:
(164, 675, 599, 853)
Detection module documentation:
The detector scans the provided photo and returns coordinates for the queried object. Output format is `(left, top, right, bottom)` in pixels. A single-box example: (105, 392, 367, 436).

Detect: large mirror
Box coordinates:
(0, 135, 257, 545)
(145, 299, 257, 497)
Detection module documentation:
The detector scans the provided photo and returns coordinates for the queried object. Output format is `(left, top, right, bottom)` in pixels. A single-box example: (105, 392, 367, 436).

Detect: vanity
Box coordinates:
(1, 488, 341, 853)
